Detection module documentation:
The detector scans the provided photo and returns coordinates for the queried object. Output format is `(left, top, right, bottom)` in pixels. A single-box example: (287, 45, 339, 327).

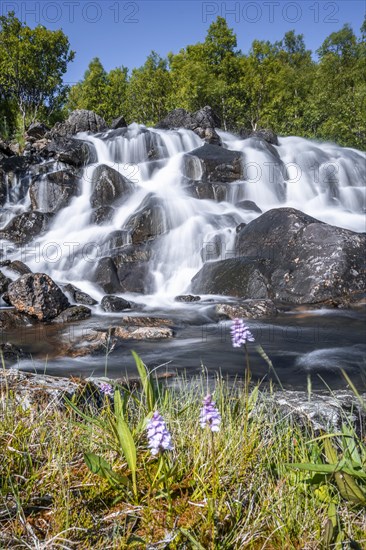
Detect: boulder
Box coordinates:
(157, 106, 221, 144)
(7, 273, 70, 321)
(117, 316, 174, 327)
(7, 260, 32, 276)
(26, 122, 49, 140)
(29, 169, 79, 213)
(239, 128, 279, 146)
(63, 284, 98, 306)
(0, 156, 31, 206)
(53, 305, 91, 323)
(0, 139, 14, 159)
(215, 300, 278, 319)
(0, 342, 27, 362)
(113, 245, 154, 294)
(64, 329, 117, 358)
(0, 310, 36, 329)
(0, 211, 52, 244)
(184, 144, 243, 183)
(125, 194, 166, 244)
(91, 206, 115, 225)
(101, 295, 131, 312)
(90, 164, 133, 208)
(175, 295, 201, 302)
(93, 257, 121, 294)
(236, 200, 262, 213)
(110, 115, 127, 129)
(113, 326, 173, 340)
(192, 208, 366, 305)
(48, 110, 107, 138)
(42, 137, 96, 167)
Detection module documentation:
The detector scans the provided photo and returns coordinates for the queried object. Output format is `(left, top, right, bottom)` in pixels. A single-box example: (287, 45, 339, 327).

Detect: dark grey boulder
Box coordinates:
(0, 211, 52, 244)
(48, 109, 107, 138)
(7, 273, 70, 321)
(93, 257, 121, 294)
(29, 169, 79, 213)
(63, 284, 98, 306)
(157, 106, 221, 145)
(184, 144, 243, 183)
(101, 295, 131, 312)
(42, 137, 96, 167)
(7, 260, 32, 276)
(0, 310, 36, 329)
(125, 194, 166, 245)
(91, 206, 115, 225)
(215, 300, 277, 319)
(27, 122, 49, 140)
(239, 128, 279, 146)
(53, 305, 91, 323)
(236, 200, 262, 213)
(0, 270, 11, 294)
(110, 115, 127, 129)
(90, 164, 133, 208)
(175, 295, 201, 302)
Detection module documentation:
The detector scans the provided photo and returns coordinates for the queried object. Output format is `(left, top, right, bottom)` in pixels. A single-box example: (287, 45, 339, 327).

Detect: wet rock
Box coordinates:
(48, 109, 107, 138)
(113, 245, 154, 294)
(113, 326, 173, 340)
(53, 305, 91, 323)
(201, 235, 223, 262)
(0, 211, 52, 244)
(0, 310, 35, 329)
(0, 270, 11, 294)
(93, 257, 121, 294)
(29, 169, 79, 213)
(7, 260, 32, 276)
(65, 329, 117, 357)
(185, 144, 243, 183)
(236, 222, 247, 233)
(101, 295, 131, 312)
(239, 127, 279, 146)
(157, 106, 221, 144)
(0, 156, 31, 206)
(26, 122, 49, 140)
(42, 137, 96, 167)
(100, 230, 129, 255)
(63, 283, 98, 306)
(236, 200, 262, 213)
(175, 295, 201, 302)
(118, 316, 174, 327)
(110, 115, 127, 129)
(91, 205, 115, 225)
(191, 259, 270, 299)
(90, 164, 133, 209)
(125, 194, 166, 245)
(0, 139, 14, 159)
(7, 273, 70, 321)
(215, 300, 278, 319)
(0, 342, 27, 362)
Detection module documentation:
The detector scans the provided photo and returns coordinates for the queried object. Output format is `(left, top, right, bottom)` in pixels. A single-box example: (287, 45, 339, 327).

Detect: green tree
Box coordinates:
(125, 51, 171, 125)
(0, 11, 74, 134)
(67, 57, 108, 117)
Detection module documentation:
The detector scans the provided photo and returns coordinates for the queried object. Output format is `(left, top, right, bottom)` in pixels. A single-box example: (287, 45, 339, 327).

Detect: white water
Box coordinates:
(8, 125, 366, 303)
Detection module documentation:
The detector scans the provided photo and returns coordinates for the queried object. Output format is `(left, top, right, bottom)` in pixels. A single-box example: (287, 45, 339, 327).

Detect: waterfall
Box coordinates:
(6, 125, 366, 303)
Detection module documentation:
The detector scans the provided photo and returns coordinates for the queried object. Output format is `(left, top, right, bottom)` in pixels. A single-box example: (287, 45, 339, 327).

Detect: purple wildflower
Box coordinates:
(100, 382, 114, 396)
(200, 394, 221, 432)
(230, 318, 255, 348)
(146, 411, 174, 456)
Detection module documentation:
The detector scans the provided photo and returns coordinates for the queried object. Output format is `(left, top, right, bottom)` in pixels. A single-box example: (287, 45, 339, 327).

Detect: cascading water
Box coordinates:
(7, 123, 365, 305)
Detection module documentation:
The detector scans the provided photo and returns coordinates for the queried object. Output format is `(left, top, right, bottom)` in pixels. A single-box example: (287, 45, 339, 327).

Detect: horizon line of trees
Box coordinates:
(1, 13, 365, 149)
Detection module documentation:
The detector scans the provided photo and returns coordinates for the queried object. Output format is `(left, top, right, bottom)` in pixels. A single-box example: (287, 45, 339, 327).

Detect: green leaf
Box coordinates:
(132, 350, 156, 413)
(179, 528, 206, 550)
(84, 453, 129, 487)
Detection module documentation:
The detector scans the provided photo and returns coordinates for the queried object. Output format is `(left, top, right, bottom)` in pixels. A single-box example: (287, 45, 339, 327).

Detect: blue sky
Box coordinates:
(2, 0, 365, 83)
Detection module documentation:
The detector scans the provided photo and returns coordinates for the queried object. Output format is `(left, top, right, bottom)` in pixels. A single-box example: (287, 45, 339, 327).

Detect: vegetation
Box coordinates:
(1, 353, 365, 549)
(0, 13, 365, 148)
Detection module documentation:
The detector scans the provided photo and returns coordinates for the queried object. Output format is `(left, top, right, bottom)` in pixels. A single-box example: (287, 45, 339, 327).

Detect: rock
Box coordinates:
(42, 137, 96, 167)
(29, 169, 79, 213)
(100, 231, 129, 255)
(236, 200, 262, 213)
(7, 260, 32, 276)
(0, 211, 52, 244)
(7, 273, 70, 321)
(184, 144, 243, 183)
(48, 109, 107, 138)
(101, 295, 131, 312)
(215, 300, 278, 319)
(175, 295, 201, 302)
(63, 284, 98, 306)
(236, 223, 247, 233)
(0, 139, 14, 158)
(0, 310, 35, 329)
(26, 122, 49, 139)
(125, 194, 166, 244)
(157, 106, 221, 144)
(0, 155, 31, 206)
(53, 305, 91, 323)
(113, 326, 173, 340)
(192, 208, 366, 305)
(91, 206, 115, 225)
(191, 258, 269, 298)
(0, 270, 11, 294)
(65, 329, 117, 357)
(239, 128, 279, 146)
(117, 316, 174, 327)
(93, 257, 121, 294)
(113, 245, 154, 294)
(0, 342, 27, 362)
(201, 235, 223, 262)
(90, 164, 133, 208)
(110, 115, 127, 129)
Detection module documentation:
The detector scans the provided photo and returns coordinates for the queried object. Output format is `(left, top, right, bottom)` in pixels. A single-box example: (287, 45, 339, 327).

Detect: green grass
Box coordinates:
(0, 366, 365, 549)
